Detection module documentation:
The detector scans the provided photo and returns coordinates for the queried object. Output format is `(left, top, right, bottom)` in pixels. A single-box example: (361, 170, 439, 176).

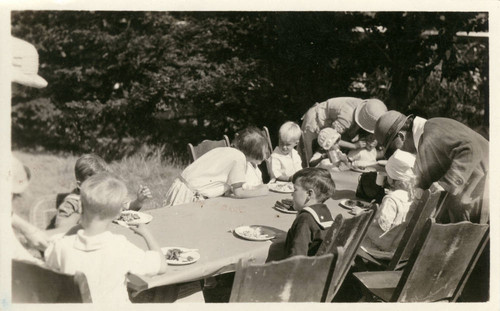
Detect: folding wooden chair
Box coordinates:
(357, 189, 447, 271)
(316, 205, 377, 302)
(187, 135, 230, 162)
(298, 131, 311, 168)
(29, 193, 71, 230)
(353, 219, 489, 302)
(12, 259, 92, 303)
(229, 254, 335, 302)
(262, 126, 273, 152)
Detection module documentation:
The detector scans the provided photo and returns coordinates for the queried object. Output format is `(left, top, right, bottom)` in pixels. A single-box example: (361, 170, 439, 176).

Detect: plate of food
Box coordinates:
(274, 198, 297, 214)
(339, 199, 371, 210)
(114, 210, 153, 226)
(234, 225, 276, 241)
(161, 247, 200, 265)
(268, 182, 294, 193)
(350, 166, 377, 173)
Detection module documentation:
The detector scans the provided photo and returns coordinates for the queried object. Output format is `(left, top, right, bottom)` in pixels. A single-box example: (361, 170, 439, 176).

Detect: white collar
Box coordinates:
(74, 229, 113, 251)
(412, 116, 427, 151)
(302, 207, 333, 229)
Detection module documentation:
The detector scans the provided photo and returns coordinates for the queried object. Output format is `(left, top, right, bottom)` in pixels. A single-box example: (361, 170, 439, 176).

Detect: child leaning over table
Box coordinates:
(165, 126, 270, 206)
(360, 150, 418, 258)
(285, 167, 336, 258)
(45, 173, 167, 304)
(55, 154, 152, 228)
(268, 121, 303, 182)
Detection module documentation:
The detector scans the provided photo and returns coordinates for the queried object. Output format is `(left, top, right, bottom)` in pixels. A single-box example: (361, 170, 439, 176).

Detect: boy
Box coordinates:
(269, 121, 303, 182)
(55, 154, 152, 228)
(285, 167, 336, 257)
(45, 173, 166, 303)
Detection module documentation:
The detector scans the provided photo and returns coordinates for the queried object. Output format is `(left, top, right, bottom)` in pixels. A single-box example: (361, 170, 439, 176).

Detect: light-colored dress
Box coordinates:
(165, 147, 247, 206)
(268, 147, 302, 180)
(361, 189, 414, 257)
(243, 162, 263, 189)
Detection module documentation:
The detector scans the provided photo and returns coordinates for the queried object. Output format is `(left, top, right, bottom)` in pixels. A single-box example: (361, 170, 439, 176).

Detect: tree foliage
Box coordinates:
(11, 11, 488, 160)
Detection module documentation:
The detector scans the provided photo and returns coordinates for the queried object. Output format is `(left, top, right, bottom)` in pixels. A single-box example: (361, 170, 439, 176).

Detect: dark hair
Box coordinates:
(233, 126, 270, 161)
(75, 154, 109, 182)
(292, 167, 336, 202)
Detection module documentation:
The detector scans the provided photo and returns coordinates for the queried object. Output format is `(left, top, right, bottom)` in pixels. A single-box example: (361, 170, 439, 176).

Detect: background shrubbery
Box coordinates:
(11, 11, 488, 162)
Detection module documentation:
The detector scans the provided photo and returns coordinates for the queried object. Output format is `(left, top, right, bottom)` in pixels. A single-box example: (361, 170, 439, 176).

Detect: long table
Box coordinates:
(50, 170, 363, 293)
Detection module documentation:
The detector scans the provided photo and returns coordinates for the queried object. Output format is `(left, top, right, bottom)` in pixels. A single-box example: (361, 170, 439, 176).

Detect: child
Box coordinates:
(360, 150, 417, 257)
(243, 162, 264, 189)
(268, 121, 303, 182)
(284, 167, 336, 257)
(347, 134, 379, 167)
(45, 173, 167, 304)
(309, 128, 350, 169)
(165, 127, 270, 206)
(55, 154, 152, 228)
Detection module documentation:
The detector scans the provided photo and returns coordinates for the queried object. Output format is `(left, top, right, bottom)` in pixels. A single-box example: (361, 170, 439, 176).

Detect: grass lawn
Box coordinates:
(13, 149, 183, 220)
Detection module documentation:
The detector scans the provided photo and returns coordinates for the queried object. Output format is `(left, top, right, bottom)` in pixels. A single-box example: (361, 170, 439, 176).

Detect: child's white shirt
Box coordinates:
(44, 230, 161, 304)
(181, 147, 247, 198)
(243, 162, 263, 189)
(269, 147, 302, 180)
(347, 147, 377, 163)
(376, 189, 412, 232)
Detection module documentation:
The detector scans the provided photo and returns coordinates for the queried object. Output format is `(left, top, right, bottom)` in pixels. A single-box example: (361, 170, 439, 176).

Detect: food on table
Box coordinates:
(117, 212, 141, 223)
(275, 199, 295, 211)
(165, 248, 194, 262)
(269, 182, 294, 193)
(343, 199, 368, 208)
(240, 227, 269, 239)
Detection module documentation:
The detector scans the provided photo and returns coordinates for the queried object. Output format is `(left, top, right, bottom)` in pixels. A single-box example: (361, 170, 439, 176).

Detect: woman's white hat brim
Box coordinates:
(12, 72, 48, 89)
(354, 101, 373, 133)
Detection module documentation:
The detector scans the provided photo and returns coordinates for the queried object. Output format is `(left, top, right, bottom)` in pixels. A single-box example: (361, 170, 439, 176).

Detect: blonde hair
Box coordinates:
(75, 154, 109, 183)
(279, 121, 302, 143)
(80, 173, 128, 220)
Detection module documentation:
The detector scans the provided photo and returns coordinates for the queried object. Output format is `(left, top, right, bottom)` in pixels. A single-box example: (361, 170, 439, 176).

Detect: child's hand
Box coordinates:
(137, 185, 153, 202)
(354, 141, 367, 149)
(129, 223, 150, 237)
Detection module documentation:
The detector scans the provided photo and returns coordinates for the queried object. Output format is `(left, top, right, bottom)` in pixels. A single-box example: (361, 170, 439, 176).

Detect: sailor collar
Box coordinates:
(301, 204, 333, 229)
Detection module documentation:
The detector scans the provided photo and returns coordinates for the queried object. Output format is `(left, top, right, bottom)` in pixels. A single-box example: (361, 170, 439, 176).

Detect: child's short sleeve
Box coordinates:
(121, 240, 162, 276)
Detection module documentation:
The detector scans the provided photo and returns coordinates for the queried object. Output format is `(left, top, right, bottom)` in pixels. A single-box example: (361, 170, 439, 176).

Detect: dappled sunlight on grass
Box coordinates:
(13, 148, 184, 220)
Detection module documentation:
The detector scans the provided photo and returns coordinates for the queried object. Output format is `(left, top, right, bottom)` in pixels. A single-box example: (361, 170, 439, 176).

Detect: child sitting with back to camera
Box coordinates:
(285, 167, 336, 257)
(45, 173, 167, 304)
(360, 150, 418, 258)
(268, 121, 303, 182)
(55, 154, 152, 228)
(165, 126, 270, 206)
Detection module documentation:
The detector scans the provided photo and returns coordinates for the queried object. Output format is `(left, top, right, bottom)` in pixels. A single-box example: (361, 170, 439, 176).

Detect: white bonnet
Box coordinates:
(385, 149, 416, 182)
(317, 128, 340, 150)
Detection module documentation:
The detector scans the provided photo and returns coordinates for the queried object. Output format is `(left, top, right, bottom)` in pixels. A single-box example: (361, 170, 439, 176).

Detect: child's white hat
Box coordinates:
(12, 155, 30, 194)
(317, 128, 340, 150)
(385, 149, 416, 182)
(11, 37, 48, 88)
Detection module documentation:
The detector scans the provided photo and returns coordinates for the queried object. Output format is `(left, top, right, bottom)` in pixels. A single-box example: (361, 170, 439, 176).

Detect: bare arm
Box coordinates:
(12, 213, 49, 252)
(130, 224, 167, 273)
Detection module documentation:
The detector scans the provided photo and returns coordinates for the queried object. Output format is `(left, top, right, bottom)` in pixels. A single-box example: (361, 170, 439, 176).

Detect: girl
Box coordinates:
(360, 150, 418, 257)
(165, 127, 270, 206)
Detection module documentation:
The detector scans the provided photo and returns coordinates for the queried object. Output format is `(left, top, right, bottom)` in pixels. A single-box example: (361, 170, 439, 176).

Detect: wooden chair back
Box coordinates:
(317, 205, 377, 301)
(479, 171, 489, 224)
(392, 219, 489, 302)
(187, 135, 230, 162)
(262, 126, 273, 152)
(12, 259, 92, 303)
(229, 254, 335, 302)
(387, 189, 445, 270)
(29, 193, 71, 230)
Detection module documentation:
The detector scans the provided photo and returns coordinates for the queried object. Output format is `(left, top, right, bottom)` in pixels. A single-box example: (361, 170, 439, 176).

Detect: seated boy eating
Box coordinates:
(55, 154, 152, 228)
(285, 167, 336, 257)
(45, 173, 166, 303)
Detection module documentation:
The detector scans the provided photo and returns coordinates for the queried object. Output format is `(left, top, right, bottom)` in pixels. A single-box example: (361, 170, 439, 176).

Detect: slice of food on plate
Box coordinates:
(339, 199, 370, 209)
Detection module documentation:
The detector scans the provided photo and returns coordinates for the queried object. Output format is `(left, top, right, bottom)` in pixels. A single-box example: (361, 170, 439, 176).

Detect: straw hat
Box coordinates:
(12, 155, 30, 194)
(353, 99, 388, 133)
(385, 149, 416, 182)
(11, 37, 47, 88)
(374, 110, 411, 154)
(317, 128, 340, 150)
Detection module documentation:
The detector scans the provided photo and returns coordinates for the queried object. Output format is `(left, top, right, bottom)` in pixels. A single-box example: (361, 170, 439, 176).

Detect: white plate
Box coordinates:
(273, 204, 297, 214)
(268, 182, 294, 193)
(339, 198, 371, 210)
(377, 160, 388, 166)
(161, 247, 201, 265)
(234, 225, 276, 241)
(351, 166, 377, 173)
(114, 211, 153, 226)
